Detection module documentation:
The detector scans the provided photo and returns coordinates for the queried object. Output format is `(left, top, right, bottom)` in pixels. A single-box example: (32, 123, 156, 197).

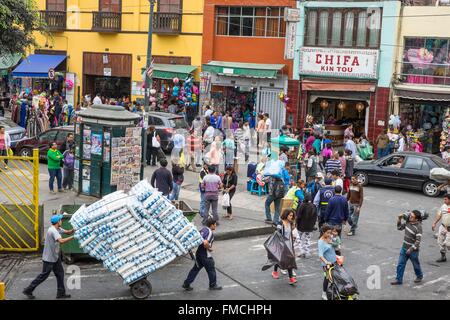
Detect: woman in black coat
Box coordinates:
(296, 194, 317, 258)
(222, 165, 238, 220)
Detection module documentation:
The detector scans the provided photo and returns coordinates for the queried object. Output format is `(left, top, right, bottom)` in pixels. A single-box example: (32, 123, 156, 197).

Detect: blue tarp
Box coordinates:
(12, 54, 66, 78)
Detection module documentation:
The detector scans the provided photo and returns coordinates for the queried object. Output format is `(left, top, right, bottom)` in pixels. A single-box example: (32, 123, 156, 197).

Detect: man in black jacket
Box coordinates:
(150, 159, 173, 197)
(296, 194, 317, 258)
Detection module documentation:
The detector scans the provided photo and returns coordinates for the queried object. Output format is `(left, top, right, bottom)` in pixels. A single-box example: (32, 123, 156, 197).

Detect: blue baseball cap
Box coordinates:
(50, 215, 63, 225)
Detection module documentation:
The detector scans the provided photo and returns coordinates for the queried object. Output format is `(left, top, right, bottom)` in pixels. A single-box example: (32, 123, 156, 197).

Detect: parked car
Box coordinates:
(15, 126, 74, 160)
(0, 117, 27, 149)
(354, 151, 449, 197)
(146, 112, 189, 152)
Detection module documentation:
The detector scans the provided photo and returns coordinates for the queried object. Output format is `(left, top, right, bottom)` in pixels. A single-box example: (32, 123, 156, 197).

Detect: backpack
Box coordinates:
(64, 152, 75, 168)
(272, 178, 286, 199)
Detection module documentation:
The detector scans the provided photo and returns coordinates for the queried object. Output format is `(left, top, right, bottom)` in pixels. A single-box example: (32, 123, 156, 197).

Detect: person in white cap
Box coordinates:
(23, 214, 75, 299)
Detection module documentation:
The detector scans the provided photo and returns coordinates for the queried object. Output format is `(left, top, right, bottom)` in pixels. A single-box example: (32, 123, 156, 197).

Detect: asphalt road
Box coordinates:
(5, 183, 450, 300)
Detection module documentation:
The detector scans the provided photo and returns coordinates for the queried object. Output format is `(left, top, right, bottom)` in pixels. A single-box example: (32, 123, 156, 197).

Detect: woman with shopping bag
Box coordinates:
(0, 126, 11, 170)
(222, 165, 238, 220)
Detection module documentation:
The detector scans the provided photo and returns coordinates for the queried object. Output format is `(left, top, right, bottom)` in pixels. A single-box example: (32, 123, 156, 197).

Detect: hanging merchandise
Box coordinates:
(65, 79, 74, 90)
(440, 108, 450, 153)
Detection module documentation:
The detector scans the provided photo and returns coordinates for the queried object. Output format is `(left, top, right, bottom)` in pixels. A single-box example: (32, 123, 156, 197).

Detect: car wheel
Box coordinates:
(19, 148, 32, 157)
(423, 181, 439, 197)
(355, 172, 368, 186)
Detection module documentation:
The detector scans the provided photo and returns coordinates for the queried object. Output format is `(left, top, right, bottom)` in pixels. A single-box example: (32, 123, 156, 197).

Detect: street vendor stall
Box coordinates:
(74, 104, 143, 197)
(271, 135, 300, 182)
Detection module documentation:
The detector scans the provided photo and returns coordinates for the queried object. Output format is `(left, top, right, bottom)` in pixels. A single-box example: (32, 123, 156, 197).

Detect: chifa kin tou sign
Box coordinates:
(299, 47, 379, 79)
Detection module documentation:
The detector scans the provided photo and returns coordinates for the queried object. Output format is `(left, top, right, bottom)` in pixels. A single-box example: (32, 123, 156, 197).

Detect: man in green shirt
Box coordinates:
(47, 142, 64, 193)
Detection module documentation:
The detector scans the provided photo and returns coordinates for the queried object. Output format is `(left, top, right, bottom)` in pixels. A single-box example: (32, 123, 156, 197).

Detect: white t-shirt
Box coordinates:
(93, 96, 102, 105)
(205, 109, 213, 118)
(333, 178, 344, 189)
(265, 118, 272, 131)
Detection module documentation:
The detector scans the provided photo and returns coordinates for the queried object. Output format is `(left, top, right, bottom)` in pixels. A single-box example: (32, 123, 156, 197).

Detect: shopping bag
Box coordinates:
(179, 150, 186, 167)
(221, 192, 230, 209)
(330, 265, 358, 296)
(262, 231, 297, 271)
(7, 148, 13, 157)
(152, 132, 161, 148)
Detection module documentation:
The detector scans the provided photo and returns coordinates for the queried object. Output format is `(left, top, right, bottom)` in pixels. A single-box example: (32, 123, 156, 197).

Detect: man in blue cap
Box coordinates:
(23, 214, 75, 299)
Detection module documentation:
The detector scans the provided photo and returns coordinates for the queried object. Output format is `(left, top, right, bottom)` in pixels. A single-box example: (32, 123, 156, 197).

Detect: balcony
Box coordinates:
(396, 61, 450, 87)
(92, 12, 122, 32)
(153, 13, 182, 35)
(40, 11, 66, 32)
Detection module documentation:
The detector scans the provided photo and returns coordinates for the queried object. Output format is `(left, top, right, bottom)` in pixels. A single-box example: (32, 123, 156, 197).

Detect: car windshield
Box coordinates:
(168, 117, 188, 129)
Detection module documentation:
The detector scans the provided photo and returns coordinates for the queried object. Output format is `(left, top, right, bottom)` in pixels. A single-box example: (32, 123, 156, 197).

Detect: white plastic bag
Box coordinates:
(152, 132, 161, 148)
(221, 193, 230, 208)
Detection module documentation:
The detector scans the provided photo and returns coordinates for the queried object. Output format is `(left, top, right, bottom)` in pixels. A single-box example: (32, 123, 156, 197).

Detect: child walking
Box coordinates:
(295, 194, 317, 258)
(331, 226, 342, 256)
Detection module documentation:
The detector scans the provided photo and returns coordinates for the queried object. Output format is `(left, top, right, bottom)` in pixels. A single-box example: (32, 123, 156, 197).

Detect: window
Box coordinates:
(158, 0, 181, 13)
(215, 6, 286, 38)
(305, 8, 381, 48)
(403, 157, 424, 170)
(401, 37, 450, 86)
(99, 0, 120, 12)
(56, 131, 70, 143)
(39, 130, 58, 143)
(47, 0, 65, 11)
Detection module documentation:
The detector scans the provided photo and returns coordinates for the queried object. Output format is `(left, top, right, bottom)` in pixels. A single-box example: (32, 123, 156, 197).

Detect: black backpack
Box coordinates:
(272, 178, 286, 199)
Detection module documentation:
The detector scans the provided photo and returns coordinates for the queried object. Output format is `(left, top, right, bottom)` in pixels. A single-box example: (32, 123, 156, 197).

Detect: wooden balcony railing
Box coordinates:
(40, 11, 66, 32)
(92, 11, 122, 32)
(153, 12, 182, 35)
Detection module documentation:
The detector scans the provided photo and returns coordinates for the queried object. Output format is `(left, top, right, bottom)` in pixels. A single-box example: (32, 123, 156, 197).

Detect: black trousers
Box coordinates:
(25, 259, 66, 295)
(184, 254, 217, 288)
(226, 191, 235, 215)
(146, 147, 158, 165)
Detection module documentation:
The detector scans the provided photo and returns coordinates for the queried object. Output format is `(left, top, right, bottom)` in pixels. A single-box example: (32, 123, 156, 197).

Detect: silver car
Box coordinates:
(0, 117, 27, 149)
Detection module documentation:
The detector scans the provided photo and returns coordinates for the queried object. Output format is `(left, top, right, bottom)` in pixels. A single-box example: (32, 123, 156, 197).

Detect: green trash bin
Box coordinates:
(60, 204, 89, 264)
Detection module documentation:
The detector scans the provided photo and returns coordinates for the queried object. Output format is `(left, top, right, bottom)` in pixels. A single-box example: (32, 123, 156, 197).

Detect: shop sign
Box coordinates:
(284, 8, 301, 22)
(284, 22, 296, 60)
(299, 47, 379, 79)
(103, 67, 112, 77)
(223, 68, 234, 75)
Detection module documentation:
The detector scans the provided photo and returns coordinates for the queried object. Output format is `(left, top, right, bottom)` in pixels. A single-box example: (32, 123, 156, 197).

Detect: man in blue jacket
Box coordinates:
(314, 178, 335, 229)
(323, 185, 349, 237)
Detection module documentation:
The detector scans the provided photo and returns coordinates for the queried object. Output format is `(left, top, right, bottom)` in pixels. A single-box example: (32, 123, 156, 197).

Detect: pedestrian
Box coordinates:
(201, 165, 223, 224)
(331, 226, 342, 256)
(271, 209, 298, 285)
(146, 126, 160, 166)
(204, 105, 213, 118)
(322, 143, 333, 168)
(205, 137, 221, 173)
(431, 194, 450, 262)
(376, 129, 389, 159)
(296, 194, 317, 258)
(279, 146, 289, 163)
(345, 138, 357, 160)
(150, 159, 173, 197)
(243, 121, 251, 162)
(198, 164, 209, 221)
(169, 157, 184, 201)
(281, 162, 292, 193)
(338, 149, 346, 178)
(306, 172, 323, 201)
(93, 93, 102, 105)
(322, 185, 348, 237)
(182, 218, 222, 291)
(344, 124, 354, 143)
(62, 148, 75, 190)
(331, 170, 343, 189)
(256, 114, 266, 148)
(312, 134, 322, 157)
(318, 225, 337, 300)
(22, 214, 74, 299)
(325, 152, 342, 176)
(344, 149, 354, 193)
(168, 99, 178, 114)
(222, 131, 235, 170)
(264, 176, 285, 226)
(59, 133, 75, 155)
(347, 174, 364, 236)
(305, 149, 318, 183)
(391, 210, 424, 285)
(314, 178, 335, 230)
(264, 113, 272, 145)
(285, 179, 306, 211)
(47, 142, 64, 194)
(0, 125, 11, 170)
(222, 165, 237, 220)
(305, 132, 315, 153)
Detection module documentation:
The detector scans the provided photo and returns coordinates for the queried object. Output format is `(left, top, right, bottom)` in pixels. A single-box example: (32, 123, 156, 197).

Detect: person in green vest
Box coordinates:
(285, 179, 306, 210)
(47, 142, 64, 194)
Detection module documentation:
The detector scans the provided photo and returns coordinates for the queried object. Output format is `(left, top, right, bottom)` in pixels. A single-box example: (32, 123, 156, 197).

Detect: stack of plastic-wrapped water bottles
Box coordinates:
(70, 180, 203, 285)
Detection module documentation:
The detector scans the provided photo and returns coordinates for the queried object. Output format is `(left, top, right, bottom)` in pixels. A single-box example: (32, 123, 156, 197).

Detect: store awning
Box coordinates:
(394, 89, 450, 101)
(11, 54, 67, 78)
(0, 53, 22, 75)
(301, 80, 376, 92)
(151, 64, 197, 80)
(202, 61, 285, 79)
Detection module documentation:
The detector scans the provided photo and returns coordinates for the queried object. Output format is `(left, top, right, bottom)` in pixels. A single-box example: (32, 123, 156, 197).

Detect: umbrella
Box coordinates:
(271, 135, 300, 147)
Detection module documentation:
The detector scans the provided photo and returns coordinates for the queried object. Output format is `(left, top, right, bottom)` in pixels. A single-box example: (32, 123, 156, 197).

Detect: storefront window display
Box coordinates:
(399, 101, 444, 154)
(402, 37, 450, 86)
(210, 86, 256, 116)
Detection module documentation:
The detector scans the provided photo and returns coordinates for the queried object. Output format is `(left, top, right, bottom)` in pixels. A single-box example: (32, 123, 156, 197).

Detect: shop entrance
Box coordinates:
(210, 85, 257, 114)
(84, 75, 131, 99)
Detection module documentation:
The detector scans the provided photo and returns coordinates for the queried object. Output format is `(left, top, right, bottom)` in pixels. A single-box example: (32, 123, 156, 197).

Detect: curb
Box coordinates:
(215, 225, 275, 241)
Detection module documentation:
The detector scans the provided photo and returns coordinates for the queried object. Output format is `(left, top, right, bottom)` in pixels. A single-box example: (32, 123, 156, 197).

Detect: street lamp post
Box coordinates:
(144, 0, 156, 112)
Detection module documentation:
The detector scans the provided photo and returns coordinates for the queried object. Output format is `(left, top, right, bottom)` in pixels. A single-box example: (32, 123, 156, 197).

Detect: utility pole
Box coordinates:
(144, 0, 156, 112)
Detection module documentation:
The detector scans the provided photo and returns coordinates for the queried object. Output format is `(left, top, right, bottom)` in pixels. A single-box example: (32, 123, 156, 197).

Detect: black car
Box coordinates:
(146, 112, 189, 152)
(354, 151, 449, 197)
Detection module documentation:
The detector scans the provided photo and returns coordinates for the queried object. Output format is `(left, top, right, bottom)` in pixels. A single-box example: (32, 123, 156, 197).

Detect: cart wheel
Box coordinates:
(63, 254, 74, 265)
(130, 279, 152, 300)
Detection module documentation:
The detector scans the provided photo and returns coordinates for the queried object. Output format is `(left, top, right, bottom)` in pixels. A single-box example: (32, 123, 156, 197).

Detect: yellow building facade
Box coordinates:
(32, 0, 204, 104)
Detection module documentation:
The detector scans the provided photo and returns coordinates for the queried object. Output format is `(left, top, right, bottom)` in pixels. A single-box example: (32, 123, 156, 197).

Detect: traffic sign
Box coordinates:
(48, 68, 55, 80)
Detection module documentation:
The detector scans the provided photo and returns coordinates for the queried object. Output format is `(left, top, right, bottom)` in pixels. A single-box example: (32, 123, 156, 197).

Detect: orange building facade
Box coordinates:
(201, 0, 298, 128)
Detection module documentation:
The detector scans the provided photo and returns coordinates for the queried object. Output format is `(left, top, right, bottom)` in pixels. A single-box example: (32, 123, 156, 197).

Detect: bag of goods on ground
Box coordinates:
(70, 180, 203, 285)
